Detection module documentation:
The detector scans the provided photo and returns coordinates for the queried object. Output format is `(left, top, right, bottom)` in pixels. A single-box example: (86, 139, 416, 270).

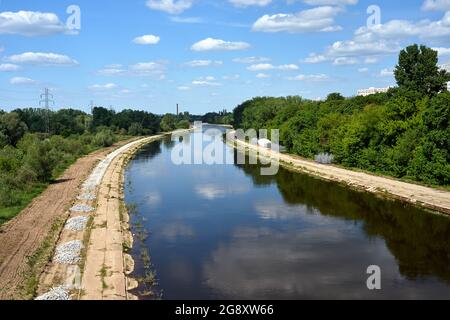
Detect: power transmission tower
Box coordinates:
(39, 88, 55, 134)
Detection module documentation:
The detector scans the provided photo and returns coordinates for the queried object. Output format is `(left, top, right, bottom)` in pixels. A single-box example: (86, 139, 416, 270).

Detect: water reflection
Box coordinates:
(125, 129, 450, 300)
(236, 158, 450, 285)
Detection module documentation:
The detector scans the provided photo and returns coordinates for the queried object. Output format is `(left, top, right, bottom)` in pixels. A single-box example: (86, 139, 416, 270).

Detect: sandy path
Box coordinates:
(80, 136, 164, 300)
(232, 136, 450, 215)
(0, 139, 137, 300)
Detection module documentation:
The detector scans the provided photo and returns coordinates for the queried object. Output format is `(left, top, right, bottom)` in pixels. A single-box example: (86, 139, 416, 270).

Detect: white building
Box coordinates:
(357, 87, 391, 97)
(440, 63, 450, 91)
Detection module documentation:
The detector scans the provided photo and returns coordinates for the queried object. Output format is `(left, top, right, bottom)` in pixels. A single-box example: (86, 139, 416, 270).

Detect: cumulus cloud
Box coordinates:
(98, 61, 167, 78)
(133, 34, 160, 45)
(233, 56, 271, 64)
(302, 11, 450, 66)
(247, 63, 299, 71)
(191, 76, 222, 87)
(185, 60, 223, 67)
(191, 38, 251, 51)
(332, 57, 359, 65)
(0, 11, 69, 36)
(252, 6, 343, 33)
(0, 63, 21, 72)
(5, 52, 78, 66)
(10, 76, 38, 85)
(256, 73, 271, 78)
(422, 0, 450, 11)
(433, 47, 450, 57)
(146, 0, 193, 15)
(229, 0, 272, 7)
(353, 14, 450, 43)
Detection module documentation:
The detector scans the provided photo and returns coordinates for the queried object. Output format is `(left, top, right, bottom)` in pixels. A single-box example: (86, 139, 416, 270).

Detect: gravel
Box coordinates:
(65, 216, 89, 231)
(35, 286, 71, 300)
(82, 141, 141, 191)
(53, 240, 84, 265)
(70, 204, 94, 213)
(77, 193, 96, 201)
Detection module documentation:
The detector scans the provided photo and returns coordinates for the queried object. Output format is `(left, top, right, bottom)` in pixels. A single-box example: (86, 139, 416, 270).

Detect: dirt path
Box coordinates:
(231, 135, 450, 215)
(0, 139, 137, 300)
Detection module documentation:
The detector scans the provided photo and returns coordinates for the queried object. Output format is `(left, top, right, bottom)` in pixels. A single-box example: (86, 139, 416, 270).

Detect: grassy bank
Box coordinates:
(0, 131, 130, 225)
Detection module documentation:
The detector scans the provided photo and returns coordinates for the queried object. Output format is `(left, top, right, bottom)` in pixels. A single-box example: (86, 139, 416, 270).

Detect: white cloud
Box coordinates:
(379, 68, 394, 77)
(0, 63, 21, 72)
(247, 63, 298, 71)
(333, 57, 359, 65)
(133, 34, 160, 45)
(229, 0, 272, 7)
(185, 60, 223, 67)
(288, 74, 329, 81)
(358, 67, 369, 73)
(302, 54, 328, 64)
(354, 14, 450, 43)
(5, 52, 78, 66)
(177, 85, 191, 90)
(433, 47, 450, 57)
(252, 6, 343, 33)
(327, 40, 400, 57)
(98, 61, 167, 78)
(256, 73, 271, 78)
(89, 83, 118, 90)
(10, 76, 38, 85)
(247, 63, 274, 71)
(302, 11, 450, 67)
(0, 11, 69, 36)
(192, 76, 221, 86)
(233, 56, 271, 64)
(146, 0, 193, 15)
(191, 38, 251, 51)
(422, 0, 450, 11)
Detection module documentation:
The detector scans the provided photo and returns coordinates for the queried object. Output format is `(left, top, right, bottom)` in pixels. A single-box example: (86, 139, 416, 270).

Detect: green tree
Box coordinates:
(128, 122, 144, 136)
(0, 112, 28, 146)
(326, 92, 345, 101)
(394, 44, 450, 96)
(160, 114, 178, 132)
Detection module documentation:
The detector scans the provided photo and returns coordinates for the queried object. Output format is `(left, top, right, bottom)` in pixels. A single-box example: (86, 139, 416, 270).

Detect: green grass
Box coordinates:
(0, 184, 47, 225)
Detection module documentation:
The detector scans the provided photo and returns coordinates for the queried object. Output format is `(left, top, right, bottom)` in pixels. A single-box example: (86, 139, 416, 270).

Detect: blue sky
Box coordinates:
(0, 0, 449, 115)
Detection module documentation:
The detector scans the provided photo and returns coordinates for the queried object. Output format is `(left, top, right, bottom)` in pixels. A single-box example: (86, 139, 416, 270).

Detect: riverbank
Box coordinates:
(0, 138, 141, 300)
(79, 135, 166, 300)
(229, 134, 450, 215)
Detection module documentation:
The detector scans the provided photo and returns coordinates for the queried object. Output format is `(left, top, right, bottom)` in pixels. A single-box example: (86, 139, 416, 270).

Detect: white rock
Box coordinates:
(65, 216, 89, 231)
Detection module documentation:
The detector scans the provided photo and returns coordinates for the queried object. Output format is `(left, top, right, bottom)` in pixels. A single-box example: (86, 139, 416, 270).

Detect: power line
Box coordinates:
(39, 88, 55, 134)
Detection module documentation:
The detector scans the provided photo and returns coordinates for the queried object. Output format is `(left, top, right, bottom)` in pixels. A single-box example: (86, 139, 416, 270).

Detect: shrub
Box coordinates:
(92, 129, 116, 147)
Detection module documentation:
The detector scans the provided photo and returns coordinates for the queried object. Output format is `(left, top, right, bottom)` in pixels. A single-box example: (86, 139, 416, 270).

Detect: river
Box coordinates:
(124, 125, 450, 300)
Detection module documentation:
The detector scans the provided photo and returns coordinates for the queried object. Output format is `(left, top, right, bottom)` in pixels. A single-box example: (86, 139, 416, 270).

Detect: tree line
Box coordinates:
(233, 45, 450, 186)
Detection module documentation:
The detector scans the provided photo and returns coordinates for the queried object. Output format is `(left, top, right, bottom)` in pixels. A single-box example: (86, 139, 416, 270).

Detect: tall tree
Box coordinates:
(394, 44, 450, 96)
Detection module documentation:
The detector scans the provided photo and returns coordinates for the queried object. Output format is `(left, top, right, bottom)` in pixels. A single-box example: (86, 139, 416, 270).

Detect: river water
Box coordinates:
(124, 126, 450, 300)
